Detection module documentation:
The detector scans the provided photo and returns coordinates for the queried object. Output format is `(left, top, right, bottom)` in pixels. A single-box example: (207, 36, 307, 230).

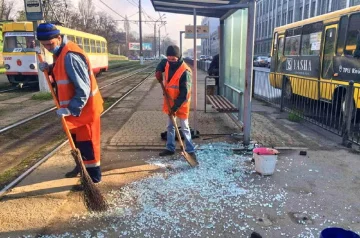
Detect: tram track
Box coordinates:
(0, 62, 154, 133)
(0, 85, 32, 93)
(0, 64, 156, 197)
(0, 62, 142, 100)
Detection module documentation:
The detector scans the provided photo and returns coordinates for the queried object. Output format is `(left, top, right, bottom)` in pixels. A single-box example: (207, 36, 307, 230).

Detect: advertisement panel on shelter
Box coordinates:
(129, 42, 152, 51)
(185, 25, 209, 39)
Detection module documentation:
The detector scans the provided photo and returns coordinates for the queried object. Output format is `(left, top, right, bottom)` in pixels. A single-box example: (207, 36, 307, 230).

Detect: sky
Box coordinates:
(14, 0, 203, 53)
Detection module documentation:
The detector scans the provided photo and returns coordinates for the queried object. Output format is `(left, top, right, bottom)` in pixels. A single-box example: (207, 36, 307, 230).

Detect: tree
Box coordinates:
(0, 0, 15, 20)
(15, 10, 26, 21)
(66, 11, 82, 29)
(78, 0, 95, 29)
(160, 36, 175, 55)
(43, 0, 73, 25)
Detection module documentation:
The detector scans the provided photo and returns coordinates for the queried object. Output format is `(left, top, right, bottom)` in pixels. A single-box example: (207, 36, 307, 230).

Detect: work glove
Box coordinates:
(39, 62, 49, 72)
(155, 71, 163, 82)
(56, 108, 71, 117)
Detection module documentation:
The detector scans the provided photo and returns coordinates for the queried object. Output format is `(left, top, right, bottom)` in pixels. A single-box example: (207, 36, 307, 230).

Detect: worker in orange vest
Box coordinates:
(155, 45, 196, 160)
(36, 23, 104, 183)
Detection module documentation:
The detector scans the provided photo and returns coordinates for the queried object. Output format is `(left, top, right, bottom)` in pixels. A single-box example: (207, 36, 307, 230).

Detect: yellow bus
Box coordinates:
(2, 21, 108, 86)
(269, 5, 360, 117)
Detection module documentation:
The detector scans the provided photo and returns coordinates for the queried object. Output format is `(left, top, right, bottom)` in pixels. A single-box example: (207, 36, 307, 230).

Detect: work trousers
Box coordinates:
(70, 117, 101, 183)
(166, 117, 195, 153)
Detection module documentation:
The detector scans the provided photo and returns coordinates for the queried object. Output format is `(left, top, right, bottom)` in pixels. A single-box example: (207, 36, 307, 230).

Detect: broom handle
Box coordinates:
(37, 54, 77, 150)
(159, 80, 187, 151)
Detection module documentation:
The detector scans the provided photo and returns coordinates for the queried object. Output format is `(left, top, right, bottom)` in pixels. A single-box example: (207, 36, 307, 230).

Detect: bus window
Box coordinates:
(76, 37, 83, 49)
(277, 37, 284, 72)
(67, 35, 75, 42)
(96, 41, 101, 53)
(284, 27, 301, 55)
(322, 28, 336, 79)
(90, 40, 96, 53)
(336, 16, 348, 56)
(345, 13, 360, 56)
(84, 38, 90, 53)
(301, 22, 322, 56)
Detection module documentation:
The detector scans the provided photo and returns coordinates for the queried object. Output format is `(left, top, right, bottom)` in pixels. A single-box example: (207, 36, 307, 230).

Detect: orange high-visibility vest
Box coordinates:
(52, 41, 104, 130)
(162, 62, 191, 119)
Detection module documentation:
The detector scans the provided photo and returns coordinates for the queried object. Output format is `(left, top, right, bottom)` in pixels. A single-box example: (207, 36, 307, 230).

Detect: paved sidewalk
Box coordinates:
(109, 70, 321, 150)
(109, 70, 240, 149)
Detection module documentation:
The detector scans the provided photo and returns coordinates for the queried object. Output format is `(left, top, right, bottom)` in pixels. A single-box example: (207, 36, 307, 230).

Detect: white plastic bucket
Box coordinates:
(253, 153, 277, 175)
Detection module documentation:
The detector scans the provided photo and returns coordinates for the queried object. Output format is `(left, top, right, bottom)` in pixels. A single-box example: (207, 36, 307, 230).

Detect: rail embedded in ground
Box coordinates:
(0, 67, 155, 197)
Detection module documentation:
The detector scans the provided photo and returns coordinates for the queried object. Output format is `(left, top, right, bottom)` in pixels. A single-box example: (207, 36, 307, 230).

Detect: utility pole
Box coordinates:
(158, 23, 166, 58)
(24, 0, 48, 92)
(180, 31, 185, 56)
(158, 27, 161, 57)
(139, 0, 143, 65)
(154, 24, 156, 58)
(116, 17, 165, 59)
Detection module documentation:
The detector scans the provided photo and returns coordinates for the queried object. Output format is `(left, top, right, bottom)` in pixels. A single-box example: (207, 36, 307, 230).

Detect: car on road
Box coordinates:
(199, 55, 207, 61)
(253, 56, 269, 67)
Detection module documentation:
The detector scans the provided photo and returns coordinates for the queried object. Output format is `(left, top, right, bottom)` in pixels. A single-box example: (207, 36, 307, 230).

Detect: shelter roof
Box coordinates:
(150, 0, 245, 18)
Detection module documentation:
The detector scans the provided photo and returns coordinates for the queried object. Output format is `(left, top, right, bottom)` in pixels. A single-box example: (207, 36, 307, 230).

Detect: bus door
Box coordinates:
(320, 24, 337, 101)
(273, 34, 284, 88)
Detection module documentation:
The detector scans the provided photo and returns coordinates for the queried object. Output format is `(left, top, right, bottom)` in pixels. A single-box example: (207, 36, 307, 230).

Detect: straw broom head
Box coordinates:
(71, 149, 108, 212)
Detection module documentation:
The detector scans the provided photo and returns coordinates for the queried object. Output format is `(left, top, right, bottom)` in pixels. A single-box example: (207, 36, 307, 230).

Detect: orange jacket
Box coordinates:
(52, 41, 104, 129)
(163, 62, 191, 119)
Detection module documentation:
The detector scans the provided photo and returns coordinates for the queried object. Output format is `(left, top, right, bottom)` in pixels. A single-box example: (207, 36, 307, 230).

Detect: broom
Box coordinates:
(159, 80, 198, 167)
(37, 54, 108, 212)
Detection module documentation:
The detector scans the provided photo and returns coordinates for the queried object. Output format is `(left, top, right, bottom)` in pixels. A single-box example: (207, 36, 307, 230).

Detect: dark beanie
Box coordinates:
(166, 45, 181, 58)
(36, 23, 60, 41)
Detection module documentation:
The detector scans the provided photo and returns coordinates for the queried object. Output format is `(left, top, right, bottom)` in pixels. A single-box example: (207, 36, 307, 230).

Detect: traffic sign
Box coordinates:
(24, 0, 43, 21)
(185, 25, 209, 39)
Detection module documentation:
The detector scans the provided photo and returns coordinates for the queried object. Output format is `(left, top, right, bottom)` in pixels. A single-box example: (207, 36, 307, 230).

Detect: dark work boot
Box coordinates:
(65, 166, 80, 178)
(159, 149, 175, 156)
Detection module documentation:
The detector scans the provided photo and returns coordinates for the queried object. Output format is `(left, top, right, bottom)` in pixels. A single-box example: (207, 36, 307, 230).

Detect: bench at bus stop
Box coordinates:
(204, 76, 243, 114)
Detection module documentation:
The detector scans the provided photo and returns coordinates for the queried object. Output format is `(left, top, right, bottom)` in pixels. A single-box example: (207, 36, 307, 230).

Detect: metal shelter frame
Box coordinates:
(150, 0, 255, 145)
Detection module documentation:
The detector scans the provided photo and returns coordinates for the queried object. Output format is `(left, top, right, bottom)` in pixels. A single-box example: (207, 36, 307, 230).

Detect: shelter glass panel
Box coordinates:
(224, 9, 248, 117)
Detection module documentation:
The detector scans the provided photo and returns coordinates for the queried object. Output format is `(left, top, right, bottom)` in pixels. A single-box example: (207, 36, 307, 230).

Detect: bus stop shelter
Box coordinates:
(151, 0, 255, 145)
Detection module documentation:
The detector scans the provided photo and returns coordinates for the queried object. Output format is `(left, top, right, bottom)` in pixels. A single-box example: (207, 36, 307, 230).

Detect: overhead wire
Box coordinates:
(98, 0, 126, 19)
(126, 0, 138, 8)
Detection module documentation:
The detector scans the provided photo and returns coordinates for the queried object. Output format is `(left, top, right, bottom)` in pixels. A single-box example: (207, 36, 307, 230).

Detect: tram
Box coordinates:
(2, 22, 108, 86)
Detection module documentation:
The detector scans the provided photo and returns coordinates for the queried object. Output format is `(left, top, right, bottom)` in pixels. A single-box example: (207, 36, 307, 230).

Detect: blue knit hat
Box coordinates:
(36, 23, 60, 41)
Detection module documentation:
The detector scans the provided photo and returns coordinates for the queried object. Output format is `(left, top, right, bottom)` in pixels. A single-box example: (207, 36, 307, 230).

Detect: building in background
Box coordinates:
(183, 46, 202, 59)
(201, 17, 220, 57)
(255, 0, 360, 56)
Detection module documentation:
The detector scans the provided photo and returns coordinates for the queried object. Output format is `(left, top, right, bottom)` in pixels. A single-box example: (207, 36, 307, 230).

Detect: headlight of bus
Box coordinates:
(4, 64, 10, 70)
(29, 64, 35, 69)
